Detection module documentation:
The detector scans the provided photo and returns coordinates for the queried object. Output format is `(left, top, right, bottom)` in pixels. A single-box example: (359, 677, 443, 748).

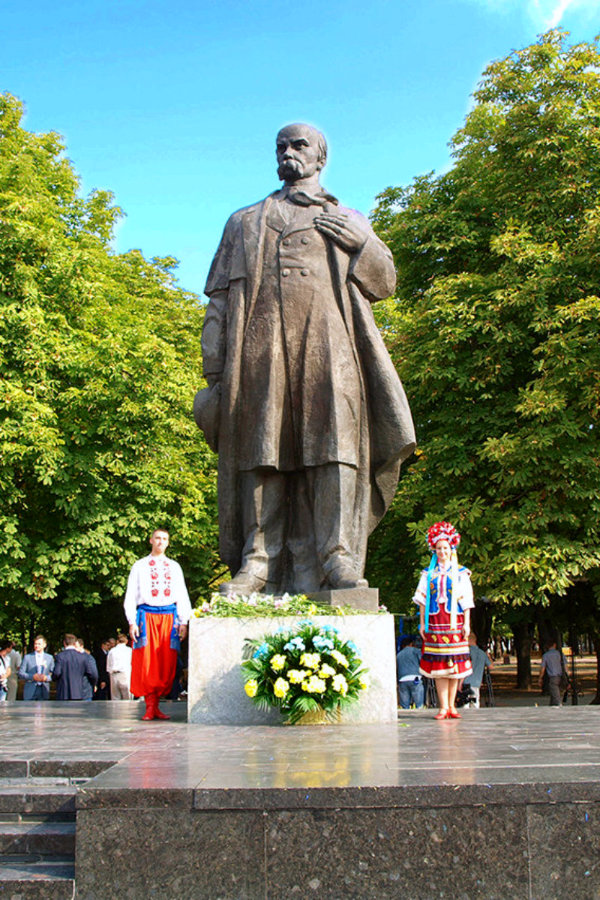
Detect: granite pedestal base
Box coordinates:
(2, 704, 600, 899)
(187, 613, 397, 725)
(308, 586, 379, 611)
(72, 707, 600, 900)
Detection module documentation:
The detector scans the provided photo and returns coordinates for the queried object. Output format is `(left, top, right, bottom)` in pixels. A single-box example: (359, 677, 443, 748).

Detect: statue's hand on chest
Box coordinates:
(313, 212, 368, 254)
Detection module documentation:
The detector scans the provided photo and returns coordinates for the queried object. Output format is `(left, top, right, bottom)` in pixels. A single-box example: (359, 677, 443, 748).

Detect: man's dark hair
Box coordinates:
(151, 527, 170, 538)
(64, 634, 77, 646)
(0, 640, 12, 652)
(400, 636, 415, 650)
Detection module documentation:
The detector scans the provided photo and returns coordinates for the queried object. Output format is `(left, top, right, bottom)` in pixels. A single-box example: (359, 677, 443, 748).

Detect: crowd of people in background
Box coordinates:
(0, 631, 185, 703)
(396, 632, 573, 709)
(0, 629, 571, 708)
(396, 631, 494, 711)
(0, 528, 191, 718)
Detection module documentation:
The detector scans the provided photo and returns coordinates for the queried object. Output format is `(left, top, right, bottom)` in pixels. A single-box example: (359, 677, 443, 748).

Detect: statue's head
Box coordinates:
(276, 123, 327, 183)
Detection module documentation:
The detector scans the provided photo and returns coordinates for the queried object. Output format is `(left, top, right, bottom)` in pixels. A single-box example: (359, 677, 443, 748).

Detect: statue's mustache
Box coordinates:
(278, 158, 303, 180)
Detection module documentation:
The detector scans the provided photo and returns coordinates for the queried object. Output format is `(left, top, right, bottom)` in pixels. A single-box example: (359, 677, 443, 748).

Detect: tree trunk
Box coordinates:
(493, 636, 502, 660)
(471, 600, 492, 650)
(536, 611, 559, 654)
(590, 635, 600, 705)
(28, 614, 36, 654)
(513, 620, 532, 689)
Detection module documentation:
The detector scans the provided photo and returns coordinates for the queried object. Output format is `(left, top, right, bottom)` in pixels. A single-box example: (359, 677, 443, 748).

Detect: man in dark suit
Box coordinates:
(53, 634, 98, 700)
(19, 635, 55, 700)
(93, 639, 112, 700)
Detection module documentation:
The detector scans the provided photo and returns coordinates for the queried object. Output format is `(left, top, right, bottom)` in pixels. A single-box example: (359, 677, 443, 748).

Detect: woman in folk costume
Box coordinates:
(413, 521, 474, 720)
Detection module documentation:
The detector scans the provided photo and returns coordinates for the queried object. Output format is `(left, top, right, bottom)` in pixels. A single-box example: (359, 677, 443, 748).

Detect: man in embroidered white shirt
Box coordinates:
(124, 528, 192, 721)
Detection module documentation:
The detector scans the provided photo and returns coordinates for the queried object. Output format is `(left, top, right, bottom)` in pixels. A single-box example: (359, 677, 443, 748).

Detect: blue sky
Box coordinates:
(3, 0, 600, 295)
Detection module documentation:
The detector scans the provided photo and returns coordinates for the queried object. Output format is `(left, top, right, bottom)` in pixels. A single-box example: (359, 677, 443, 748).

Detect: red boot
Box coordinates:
(154, 695, 170, 720)
(142, 693, 156, 721)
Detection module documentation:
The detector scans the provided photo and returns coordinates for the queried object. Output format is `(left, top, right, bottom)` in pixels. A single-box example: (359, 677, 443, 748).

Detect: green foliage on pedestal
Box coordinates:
(0, 94, 218, 639)
(368, 30, 600, 616)
(193, 592, 379, 618)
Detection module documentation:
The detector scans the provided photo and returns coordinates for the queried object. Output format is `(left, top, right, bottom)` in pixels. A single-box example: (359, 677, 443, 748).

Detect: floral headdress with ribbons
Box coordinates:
(424, 521, 461, 631)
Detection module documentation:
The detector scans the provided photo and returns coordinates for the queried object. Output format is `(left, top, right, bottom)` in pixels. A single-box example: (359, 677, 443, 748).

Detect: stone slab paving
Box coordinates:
(2, 702, 600, 899)
(1, 701, 599, 791)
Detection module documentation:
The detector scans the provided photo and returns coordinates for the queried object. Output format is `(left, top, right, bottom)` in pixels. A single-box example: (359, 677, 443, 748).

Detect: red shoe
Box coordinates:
(447, 708, 462, 719)
(142, 694, 156, 721)
(435, 709, 449, 720)
(154, 702, 170, 721)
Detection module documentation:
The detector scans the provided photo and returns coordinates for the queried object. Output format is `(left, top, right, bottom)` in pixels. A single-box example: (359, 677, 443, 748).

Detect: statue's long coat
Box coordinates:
(201, 191, 416, 576)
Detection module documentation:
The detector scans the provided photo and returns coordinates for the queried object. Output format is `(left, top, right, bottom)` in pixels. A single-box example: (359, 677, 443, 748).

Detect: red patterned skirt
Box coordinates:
(130, 612, 177, 698)
(420, 621, 473, 680)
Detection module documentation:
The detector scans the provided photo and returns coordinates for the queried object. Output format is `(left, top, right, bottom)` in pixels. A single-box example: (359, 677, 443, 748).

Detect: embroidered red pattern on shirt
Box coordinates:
(148, 558, 171, 601)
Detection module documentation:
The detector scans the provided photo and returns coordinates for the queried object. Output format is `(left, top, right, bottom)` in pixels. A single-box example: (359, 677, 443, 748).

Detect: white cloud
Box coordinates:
(466, 0, 600, 29)
(532, 0, 577, 28)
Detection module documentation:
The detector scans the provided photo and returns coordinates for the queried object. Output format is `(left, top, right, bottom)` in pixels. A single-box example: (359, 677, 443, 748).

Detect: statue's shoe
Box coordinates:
(219, 571, 267, 595)
(326, 565, 368, 590)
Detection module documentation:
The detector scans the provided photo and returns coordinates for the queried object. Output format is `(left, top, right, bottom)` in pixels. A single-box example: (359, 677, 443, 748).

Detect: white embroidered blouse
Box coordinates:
(124, 554, 192, 626)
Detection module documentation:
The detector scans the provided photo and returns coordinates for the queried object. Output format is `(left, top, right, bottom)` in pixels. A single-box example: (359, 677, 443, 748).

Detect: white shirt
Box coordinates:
(413, 564, 474, 609)
(106, 643, 132, 674)
(124, 554, 192, 626)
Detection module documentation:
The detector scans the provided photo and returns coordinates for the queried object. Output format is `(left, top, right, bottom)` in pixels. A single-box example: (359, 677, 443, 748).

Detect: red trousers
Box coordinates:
(130, 612, 176, 698)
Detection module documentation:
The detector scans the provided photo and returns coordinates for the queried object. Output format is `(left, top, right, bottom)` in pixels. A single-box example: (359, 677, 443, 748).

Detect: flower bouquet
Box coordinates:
(241, 621, 369, 724)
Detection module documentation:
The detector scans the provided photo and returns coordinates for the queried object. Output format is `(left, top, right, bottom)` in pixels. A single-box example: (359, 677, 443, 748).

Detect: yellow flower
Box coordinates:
(358, 675, 369, 691)
(310, 676, 326, 694)
(319, 664, 336, 679)
(332, 674, 348, 695)
(244, 679, 258, 698)
(270, 654, 287, 672)
(331, 650, 348, 668)
(308, 603, 317, 615)
(302, 675, 327, 694)
(287, 669, 306, 684)
(273, 677, 289, 698)
(300, 652, 321, 669)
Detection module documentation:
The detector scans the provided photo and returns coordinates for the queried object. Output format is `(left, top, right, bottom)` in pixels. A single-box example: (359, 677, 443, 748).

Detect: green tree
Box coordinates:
(368, 31, 600, 627)
(0, 94, 219, 646)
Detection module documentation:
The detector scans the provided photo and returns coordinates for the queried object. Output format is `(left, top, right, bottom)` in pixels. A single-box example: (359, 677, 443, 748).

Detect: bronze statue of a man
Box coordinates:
(196, 123, 415, 595)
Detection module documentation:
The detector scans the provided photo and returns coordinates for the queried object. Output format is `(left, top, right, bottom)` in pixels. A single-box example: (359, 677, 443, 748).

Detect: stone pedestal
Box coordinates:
(308, 587, 379, 611)
(188, 613, 397, 725)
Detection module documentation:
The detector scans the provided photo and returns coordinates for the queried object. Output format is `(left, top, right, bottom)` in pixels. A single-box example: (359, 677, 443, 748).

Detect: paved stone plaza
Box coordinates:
(1, 702, 600, 898)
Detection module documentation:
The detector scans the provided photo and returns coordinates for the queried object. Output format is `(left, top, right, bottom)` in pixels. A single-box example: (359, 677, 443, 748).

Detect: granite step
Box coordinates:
(0, 820, 76, 856)
(0, 855, 75, 899)
(0, 781, 77, 897)
(0, 759, 115, 781)
(0, 783, 77, 816)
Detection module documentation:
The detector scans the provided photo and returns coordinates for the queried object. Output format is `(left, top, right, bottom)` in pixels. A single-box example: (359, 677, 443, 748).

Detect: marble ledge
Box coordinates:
(75, 779, 600, 812)
(76, 786, 196, 810)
